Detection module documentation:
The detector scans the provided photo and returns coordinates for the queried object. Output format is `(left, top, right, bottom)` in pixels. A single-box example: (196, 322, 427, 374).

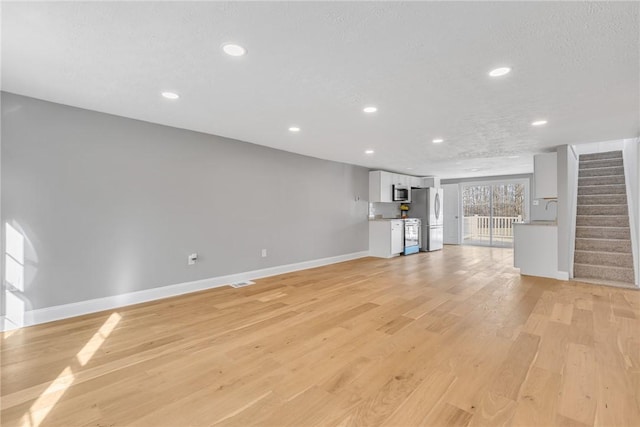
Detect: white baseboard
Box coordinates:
(556, 271, 570, 281)
(0, 251, 369, 332)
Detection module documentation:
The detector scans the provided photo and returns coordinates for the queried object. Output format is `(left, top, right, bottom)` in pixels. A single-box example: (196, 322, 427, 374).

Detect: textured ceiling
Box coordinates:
(2, 2, 639, 178)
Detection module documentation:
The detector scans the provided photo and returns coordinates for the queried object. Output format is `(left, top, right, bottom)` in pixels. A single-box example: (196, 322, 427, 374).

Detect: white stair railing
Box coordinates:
(463, 215, 522, 241)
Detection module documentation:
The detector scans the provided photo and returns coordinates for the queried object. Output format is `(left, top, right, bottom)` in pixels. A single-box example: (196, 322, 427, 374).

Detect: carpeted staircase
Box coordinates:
(574, 151, 635, 285)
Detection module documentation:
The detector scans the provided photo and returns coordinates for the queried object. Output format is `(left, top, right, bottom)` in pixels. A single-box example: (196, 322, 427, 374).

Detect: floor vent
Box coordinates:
(229, 280, 256, 288)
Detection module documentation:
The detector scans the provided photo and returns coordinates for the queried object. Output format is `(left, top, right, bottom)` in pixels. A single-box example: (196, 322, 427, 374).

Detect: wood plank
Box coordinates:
(490, 332, 540, 401)
(421, 402, 473, 427)
(551, 303, 574, 325)
(380, 369, 456, 426)
(468, 391, 517, 427)
(558, 343, 597, 425)
(1, 246, 638, 426)
(511, 366, 562, 427)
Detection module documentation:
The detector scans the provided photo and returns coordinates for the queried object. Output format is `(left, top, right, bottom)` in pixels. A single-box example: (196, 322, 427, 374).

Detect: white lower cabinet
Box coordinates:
(369, 220, 404, 258)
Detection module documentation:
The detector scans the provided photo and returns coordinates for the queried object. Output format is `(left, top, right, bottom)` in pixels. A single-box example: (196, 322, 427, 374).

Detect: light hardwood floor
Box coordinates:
(2, 246, 639, 426)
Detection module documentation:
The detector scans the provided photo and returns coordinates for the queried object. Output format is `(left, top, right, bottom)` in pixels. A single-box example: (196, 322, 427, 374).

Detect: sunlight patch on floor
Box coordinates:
(19, 312, 121, 427)
(76, 312, 121, 366)
(20, 367, 75, 427)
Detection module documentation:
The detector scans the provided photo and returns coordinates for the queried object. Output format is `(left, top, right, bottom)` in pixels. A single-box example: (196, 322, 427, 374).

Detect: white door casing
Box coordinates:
(442, 184, 461, 244)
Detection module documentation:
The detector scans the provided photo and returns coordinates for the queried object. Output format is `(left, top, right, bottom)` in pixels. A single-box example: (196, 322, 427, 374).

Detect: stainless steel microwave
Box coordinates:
(393, 184, 410, 202)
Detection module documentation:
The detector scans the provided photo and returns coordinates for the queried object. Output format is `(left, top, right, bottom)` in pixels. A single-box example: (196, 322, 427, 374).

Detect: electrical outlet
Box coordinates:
(188, 253, 198, 265)
(261, 249, 267, 258)
(533, 200, 539, 206)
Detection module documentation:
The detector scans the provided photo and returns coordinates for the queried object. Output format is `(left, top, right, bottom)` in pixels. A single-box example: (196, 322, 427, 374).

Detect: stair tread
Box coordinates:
(576, 214, 629, 217)
(575, 237, 631, 242)
(580, 160, 624, 167)
(578, 180, 625, 183)
(581, 156, 623, 159)
(578, 183, 625, 186)
(574, 262, 633, 271)
(579, 170, 624, 173)
(576, 226, 630, 229)
(571, 277, 637, 289)
(574, 249, 633, 256)
(579, 151, 623, 159)
(577, 203, 627, 206)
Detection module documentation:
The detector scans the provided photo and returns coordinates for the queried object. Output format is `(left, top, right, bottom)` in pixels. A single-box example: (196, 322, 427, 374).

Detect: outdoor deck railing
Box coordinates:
(463, 215, 522, 241)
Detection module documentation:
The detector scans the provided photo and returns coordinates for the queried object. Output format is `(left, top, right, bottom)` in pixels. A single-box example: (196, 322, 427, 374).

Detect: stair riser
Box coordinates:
(579, 158, 624, 169)
(579, 175, 626, 186)
(575, 239, 632, 253)
(577, 205, 628, 216)
(576, 227, 631, 240)
(577, 195, 627, 205)
(574, 264, 635, 284)
(579, 151, 623, 161)
(576, 216, 629, 227)
(578, 167, 624, 178)
(578, 185, 626, 195)
(574, 251, 634, 268)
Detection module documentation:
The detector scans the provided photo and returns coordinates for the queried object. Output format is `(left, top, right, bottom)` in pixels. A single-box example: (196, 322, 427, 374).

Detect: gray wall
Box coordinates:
(1, 93, 369, 312)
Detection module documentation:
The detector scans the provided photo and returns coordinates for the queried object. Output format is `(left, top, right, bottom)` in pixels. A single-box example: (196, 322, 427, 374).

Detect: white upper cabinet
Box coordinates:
(370, 171, 440, 203)
(369, 171, 394, 202)
(390, 174, 407, 187)
(534, 153, 558, 199)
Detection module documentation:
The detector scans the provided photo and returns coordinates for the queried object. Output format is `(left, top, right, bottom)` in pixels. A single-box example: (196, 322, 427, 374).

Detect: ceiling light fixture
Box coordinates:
(531, 120, 548, 126)
(161, 92, 179, 100)
(222, 43, 247, 57)
(508, 155, 520, 159)
(365, 150, 375, 154)
(489, 67, 511, 77)
(432, 138, 444, 144)
(363, 106, 378, 113)
(289, 126, 300, 132)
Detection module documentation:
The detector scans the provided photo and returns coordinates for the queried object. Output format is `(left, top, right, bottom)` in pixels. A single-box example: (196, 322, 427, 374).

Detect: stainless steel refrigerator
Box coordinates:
(410, 187, 444, 251)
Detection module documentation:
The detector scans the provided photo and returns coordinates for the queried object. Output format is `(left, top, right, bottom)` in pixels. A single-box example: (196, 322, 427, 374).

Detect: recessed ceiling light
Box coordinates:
(365, 150, 375, 154)
(471, 168, 480, 172)
(406, 167, 414, 170)
(289, 126, 300, 132)
(222, 43, 247, 57)
(363, 106, 378, 113)
(531, 120, 548, 126)
(161, 92, 179, 100)
(508, 155, 520, 159)
(432, 138, 444, 144)
(489, 67, 511, 77)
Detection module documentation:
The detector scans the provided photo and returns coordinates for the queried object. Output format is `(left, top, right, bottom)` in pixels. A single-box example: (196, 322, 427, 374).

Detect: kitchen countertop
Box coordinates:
(368, 217, 419, 221)
(514, 220, 557, 226)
